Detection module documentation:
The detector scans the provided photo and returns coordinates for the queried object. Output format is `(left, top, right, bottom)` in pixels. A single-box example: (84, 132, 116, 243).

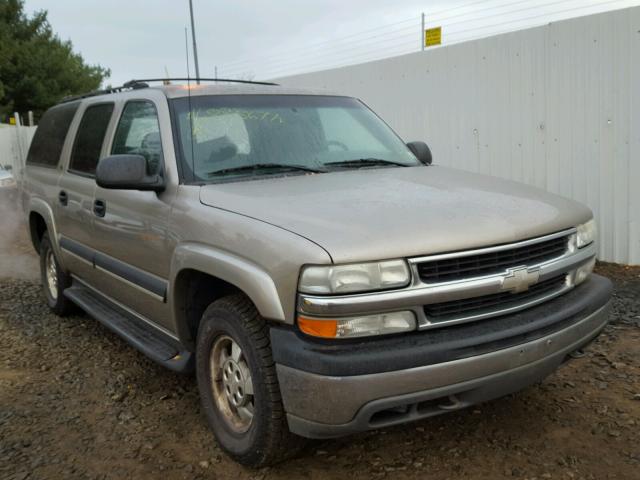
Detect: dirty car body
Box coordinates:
(22, 81, 611, 463)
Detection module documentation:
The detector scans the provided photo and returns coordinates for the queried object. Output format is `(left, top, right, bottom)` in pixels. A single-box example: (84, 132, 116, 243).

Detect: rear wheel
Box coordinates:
(39, 231, 74, 316)
(196, 294, 301, 466)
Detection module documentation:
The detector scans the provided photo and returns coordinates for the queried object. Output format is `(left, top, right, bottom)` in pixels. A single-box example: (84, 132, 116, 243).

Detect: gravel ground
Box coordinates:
(1, 213, 639, 480)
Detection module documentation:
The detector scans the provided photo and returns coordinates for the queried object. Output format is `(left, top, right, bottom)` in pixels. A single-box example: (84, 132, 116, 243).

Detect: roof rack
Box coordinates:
(60, 77, 279, 104)
(60, 85, 128, 104)
(125, 78, 280, 87)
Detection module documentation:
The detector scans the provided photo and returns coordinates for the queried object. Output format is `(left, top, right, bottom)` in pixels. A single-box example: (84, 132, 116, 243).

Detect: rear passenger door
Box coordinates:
(90, 99, 175, 330)
(57, 102, 115, 283)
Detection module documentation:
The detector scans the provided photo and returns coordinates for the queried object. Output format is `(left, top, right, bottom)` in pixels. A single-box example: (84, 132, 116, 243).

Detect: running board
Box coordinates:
(64, 285, 193, 373)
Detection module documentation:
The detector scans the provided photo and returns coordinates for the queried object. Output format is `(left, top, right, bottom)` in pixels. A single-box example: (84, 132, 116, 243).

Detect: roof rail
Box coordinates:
(59, 85, 128, 104)
(124, 78, 280, 87)
(59, 77, 279, 104)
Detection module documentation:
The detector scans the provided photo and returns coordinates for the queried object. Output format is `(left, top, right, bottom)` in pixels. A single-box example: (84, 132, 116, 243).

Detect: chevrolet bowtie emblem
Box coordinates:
(502, 267, 540, 293)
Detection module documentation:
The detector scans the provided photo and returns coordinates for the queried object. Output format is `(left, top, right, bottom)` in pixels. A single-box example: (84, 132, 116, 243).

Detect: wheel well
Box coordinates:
(173, 269, 242, 348)
(29, 212, 47, 254)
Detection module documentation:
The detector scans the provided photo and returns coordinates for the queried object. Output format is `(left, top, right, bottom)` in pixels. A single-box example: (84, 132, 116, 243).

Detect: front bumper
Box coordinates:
(271, 275, 612, 438)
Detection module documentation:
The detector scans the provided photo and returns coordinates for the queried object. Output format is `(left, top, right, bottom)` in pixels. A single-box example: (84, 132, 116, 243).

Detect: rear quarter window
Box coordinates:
(26, 102, 80, 167)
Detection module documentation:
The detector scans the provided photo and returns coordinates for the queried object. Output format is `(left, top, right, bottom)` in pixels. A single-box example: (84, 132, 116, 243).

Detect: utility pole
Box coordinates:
(188, 0, 201, 83)
(421, 12, 425, 51)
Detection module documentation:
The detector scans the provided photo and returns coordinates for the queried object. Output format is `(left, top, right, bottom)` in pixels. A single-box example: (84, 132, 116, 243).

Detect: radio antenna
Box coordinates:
(188, 0, 201, 84)
(185, 27, 196, 181)
(184, 27, 191, 79)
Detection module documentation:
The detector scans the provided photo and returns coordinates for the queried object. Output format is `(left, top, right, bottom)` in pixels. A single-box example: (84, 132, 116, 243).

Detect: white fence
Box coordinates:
(0, 125, 37, 180)
(277, 6, 640, 265)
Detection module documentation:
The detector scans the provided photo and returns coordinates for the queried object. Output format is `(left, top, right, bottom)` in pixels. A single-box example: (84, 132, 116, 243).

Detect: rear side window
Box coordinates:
(26, 102, 80, 167)
(69, 103, 114, 175)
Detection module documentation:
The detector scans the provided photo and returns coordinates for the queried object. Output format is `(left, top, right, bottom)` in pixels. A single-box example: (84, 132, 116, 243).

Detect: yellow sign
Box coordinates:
(9, 117, 16, 125)
(425, 26, 442, 47)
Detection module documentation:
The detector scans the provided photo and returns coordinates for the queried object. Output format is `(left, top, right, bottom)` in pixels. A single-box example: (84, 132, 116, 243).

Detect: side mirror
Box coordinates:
(406, 141, 432, 165)
(96, 155, 165, 192)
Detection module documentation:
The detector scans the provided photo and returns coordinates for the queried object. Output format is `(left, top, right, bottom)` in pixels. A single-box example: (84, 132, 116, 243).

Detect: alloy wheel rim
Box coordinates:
(45, 250, 58, 300)
(210, 335, 254, 433)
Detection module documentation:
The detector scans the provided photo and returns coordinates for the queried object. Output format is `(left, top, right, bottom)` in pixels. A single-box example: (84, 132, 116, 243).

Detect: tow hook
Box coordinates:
(569, 348, 586, 359)
(438, 394, 463, 410)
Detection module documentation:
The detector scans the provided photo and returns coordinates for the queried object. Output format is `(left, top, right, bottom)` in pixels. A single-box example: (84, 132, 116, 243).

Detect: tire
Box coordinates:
(39, 231, 74, 316)
(196, 294, 301, 467)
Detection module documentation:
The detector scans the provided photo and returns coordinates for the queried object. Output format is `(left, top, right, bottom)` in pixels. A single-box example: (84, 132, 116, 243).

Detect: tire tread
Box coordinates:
(198, 294, 302, 466)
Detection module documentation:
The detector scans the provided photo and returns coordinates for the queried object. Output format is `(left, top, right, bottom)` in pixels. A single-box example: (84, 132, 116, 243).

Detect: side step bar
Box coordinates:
(64, 285, 193, 373)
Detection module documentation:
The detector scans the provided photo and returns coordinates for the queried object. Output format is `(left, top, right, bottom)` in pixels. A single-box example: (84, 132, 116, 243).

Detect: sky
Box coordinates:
(25, 0, 640, 86)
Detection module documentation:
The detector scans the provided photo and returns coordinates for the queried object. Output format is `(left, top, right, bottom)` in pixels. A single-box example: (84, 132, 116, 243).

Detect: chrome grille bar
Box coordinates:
(298, 228, 597, 330)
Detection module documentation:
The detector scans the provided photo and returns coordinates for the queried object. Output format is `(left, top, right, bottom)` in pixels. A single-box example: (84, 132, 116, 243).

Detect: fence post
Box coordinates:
(421, 12, 425, 51)
(12, 112, 26, 182)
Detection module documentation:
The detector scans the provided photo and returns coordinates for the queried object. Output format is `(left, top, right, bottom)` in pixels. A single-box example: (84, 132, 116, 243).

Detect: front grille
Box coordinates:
(417, 234, 569, 283)
(424, 275, 567, 320)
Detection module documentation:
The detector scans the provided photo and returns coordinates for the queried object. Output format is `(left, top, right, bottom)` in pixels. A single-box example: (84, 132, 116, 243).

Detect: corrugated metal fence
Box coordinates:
(277, 7, 640, 265)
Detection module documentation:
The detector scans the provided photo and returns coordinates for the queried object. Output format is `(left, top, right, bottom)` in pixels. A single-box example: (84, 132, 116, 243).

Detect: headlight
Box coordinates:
(298, 311, 416, 339)
(576, 219, 596, 248)
(299, 260, 410, 295)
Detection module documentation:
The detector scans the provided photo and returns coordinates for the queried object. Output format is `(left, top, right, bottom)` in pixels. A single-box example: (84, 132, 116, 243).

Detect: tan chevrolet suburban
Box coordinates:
(22, 78, 612, 466)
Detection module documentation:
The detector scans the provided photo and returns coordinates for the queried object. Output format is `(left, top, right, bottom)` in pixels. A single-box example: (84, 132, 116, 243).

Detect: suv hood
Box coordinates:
(199, 166, 591, 263)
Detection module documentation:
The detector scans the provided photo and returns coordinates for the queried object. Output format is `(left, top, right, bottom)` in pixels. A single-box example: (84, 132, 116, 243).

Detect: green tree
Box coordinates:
(0, 0, 110, 122)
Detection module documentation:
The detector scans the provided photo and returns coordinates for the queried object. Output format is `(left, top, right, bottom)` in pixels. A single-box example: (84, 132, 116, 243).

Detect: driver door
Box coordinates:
(90, 99, 175, 330)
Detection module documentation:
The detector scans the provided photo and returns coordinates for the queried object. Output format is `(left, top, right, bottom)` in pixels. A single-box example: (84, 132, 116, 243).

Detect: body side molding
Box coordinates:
(59, 236, 168, 301)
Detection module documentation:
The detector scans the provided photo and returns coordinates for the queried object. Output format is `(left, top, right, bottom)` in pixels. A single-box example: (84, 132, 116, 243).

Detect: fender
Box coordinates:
(169, 242, 287, 328)
(27, 197, 66, 269)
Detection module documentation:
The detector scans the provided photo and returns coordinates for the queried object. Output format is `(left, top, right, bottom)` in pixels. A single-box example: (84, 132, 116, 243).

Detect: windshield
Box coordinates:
(171, 95, 419, 182)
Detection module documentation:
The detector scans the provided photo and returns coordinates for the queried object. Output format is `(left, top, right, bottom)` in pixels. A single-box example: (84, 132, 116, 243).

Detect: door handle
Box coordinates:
(58, 190, 68, 206)
(93, 199, 106, 217)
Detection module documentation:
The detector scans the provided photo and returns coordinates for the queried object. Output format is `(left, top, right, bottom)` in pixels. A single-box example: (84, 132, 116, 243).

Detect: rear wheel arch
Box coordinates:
(29, 211, 48, 254)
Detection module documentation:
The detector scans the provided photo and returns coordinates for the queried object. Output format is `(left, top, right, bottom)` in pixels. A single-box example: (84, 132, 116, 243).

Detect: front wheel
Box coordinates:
(196, 294, 301, 467)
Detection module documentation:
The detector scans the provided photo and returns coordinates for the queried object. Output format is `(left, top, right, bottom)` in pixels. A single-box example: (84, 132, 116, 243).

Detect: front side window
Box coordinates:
(171, 95, 418, 183)
(111, 101, 163, 175)
(69, 103, 114, 175)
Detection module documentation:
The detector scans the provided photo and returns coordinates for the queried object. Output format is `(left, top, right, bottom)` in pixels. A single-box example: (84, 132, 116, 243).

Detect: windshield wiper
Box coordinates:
(207, 163, 327, 177)
(324, 158, 410, 169)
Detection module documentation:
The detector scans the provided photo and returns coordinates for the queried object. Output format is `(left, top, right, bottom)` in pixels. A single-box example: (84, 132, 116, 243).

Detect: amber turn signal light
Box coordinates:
(297, 316, 338, 338)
